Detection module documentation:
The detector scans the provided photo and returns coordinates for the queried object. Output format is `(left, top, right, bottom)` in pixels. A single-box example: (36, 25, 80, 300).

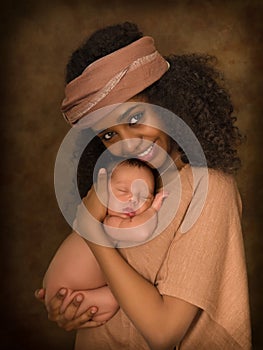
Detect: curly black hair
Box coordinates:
(142, 54, 243, 173)
(65, 22, 243, 197)
(66, 22, 143, 83)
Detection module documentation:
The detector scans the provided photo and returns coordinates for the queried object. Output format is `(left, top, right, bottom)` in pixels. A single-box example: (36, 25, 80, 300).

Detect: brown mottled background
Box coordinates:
(1, 0, 262, 349)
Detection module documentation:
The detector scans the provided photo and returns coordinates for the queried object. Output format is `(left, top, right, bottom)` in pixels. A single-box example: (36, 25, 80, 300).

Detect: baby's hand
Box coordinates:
(151, 190, 169, 212)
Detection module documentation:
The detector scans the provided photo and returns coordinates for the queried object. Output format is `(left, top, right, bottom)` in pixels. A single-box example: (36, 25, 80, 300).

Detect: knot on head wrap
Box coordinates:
(61, 36, 169, 126)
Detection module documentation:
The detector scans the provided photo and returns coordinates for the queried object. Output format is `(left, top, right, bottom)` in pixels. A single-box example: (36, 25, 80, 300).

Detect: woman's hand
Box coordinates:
(34, 288, 104, 331)
(74, 168, 114, 246)
(83, 168, 108, 222)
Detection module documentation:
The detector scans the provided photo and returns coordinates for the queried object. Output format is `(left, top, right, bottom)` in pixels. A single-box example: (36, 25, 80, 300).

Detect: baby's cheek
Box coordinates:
(108, 196, 124, 213)
(131, 179, 149, 198)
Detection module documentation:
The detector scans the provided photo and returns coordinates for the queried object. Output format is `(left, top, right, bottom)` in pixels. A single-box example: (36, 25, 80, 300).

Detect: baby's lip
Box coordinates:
(123, 207, 136, 216)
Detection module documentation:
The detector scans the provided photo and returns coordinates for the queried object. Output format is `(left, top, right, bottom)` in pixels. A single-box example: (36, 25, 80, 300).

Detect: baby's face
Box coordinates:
(107, 164, 155, 218)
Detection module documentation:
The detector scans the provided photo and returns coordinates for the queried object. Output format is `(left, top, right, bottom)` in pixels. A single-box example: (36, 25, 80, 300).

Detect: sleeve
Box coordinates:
(156, 170, 251, 349)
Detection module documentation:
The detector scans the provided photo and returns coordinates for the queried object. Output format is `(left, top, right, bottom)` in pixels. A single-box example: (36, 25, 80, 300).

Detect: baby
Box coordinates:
(43, 159, 166, 323)
(104, 158, 165, 245)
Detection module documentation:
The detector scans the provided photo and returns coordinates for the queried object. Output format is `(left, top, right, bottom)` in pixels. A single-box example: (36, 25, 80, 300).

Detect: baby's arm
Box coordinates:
(104, 208, 157, 243)
(119, 207, 157, 228)
(43, 231, 119, 321)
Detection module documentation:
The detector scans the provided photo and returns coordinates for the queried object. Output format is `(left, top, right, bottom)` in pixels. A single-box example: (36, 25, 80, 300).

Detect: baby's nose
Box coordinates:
(129, 192, 139, 205)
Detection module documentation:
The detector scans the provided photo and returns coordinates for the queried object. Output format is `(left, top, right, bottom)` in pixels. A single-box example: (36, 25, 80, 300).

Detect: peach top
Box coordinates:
(75, 164, 251, 350)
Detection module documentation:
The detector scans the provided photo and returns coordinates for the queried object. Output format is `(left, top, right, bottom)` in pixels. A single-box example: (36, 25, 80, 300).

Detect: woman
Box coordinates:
(35, 22, 251, 349)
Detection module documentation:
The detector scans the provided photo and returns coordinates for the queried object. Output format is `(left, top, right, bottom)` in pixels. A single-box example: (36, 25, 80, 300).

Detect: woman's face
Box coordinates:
(92, 98, 177, 169)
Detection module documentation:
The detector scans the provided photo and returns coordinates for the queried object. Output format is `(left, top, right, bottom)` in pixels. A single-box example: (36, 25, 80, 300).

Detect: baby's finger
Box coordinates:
(152, 191, 169, 211)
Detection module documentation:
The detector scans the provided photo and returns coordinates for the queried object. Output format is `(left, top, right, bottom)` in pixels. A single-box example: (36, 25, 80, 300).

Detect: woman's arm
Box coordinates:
(77, 169, 199, 349)
(87, 232, 199, 350)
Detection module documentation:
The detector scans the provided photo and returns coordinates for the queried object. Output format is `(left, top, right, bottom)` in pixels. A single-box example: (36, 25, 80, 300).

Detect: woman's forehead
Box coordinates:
(91, 101, 144, 132)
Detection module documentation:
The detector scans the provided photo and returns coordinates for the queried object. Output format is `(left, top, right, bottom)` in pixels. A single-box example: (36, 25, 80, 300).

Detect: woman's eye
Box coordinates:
(129, 112, 143, 126)
(102, 131, 115, 141)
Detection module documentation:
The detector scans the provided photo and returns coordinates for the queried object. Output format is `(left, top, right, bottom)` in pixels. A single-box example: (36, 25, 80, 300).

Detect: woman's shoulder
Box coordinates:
(207, 168, 240, 200)
(179, 164, 241, 213)
(178, 166, 242, 234)
(181, 164, 238, 192)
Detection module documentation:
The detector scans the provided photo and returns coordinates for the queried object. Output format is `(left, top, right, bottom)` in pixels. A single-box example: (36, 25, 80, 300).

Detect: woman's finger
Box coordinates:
(77, 320, 106, 329)
(62, 315, 103, 331)
(62, 294, 84, 321)
(59, 307, 99, 331)
(47, 288, 67, 320)
(34, 288, 45, 303)
(95, 168, 108, 208)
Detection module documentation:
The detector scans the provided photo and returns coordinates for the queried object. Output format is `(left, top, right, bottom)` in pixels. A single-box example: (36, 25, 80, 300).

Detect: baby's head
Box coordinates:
(107, 159, 157, 218)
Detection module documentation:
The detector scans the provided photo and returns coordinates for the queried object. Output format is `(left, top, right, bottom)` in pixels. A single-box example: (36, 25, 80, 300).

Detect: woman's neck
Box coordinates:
(157, 151, 186, 188)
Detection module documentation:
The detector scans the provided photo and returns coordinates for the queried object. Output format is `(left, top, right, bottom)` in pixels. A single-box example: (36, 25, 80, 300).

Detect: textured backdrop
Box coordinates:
(1, 0, 262, 349)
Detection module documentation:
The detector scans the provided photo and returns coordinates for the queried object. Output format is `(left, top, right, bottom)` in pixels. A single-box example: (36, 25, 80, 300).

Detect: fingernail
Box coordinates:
(99, 168, 106, 175)
(75, 294, 83, 303)
(58, 288, 66, 297)
(35, 289, 41, 298)
(91, 308, 97, 314)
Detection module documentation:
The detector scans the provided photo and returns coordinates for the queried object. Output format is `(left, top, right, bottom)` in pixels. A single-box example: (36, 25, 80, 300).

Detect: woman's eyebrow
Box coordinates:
(117, 104, 140, 123)
(95, 104, 141, 134)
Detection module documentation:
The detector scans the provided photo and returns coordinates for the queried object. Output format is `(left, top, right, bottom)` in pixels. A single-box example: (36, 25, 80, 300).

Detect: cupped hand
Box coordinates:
(73, 168, 114, 246)
(83, 168, 108, 222)
(34, 288, 104, 331)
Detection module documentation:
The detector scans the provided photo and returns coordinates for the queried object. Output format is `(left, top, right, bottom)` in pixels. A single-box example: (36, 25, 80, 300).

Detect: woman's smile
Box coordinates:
(137, 143, 154, 159)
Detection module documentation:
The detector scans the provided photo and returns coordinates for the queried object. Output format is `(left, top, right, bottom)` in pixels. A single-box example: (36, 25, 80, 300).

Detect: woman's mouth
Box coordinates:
(137, 143, 155, 161)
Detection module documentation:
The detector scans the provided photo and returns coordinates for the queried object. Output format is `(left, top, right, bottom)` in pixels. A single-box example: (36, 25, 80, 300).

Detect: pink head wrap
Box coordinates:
(61, 36, 169, 126)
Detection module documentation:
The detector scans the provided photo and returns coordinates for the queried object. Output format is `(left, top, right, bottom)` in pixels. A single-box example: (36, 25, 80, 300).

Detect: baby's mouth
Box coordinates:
(122, 206, 136, 217)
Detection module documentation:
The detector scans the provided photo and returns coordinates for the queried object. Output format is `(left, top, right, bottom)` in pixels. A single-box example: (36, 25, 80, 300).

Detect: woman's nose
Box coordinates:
(121, 138, 141, 156)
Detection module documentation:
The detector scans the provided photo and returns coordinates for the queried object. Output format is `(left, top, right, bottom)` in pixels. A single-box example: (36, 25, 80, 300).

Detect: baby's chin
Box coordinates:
(107, 209, 131, 218)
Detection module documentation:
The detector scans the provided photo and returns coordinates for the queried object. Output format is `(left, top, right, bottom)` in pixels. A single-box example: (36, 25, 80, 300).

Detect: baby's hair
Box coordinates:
(110, 158, 161, 195)
(117, 158, 155, 170)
